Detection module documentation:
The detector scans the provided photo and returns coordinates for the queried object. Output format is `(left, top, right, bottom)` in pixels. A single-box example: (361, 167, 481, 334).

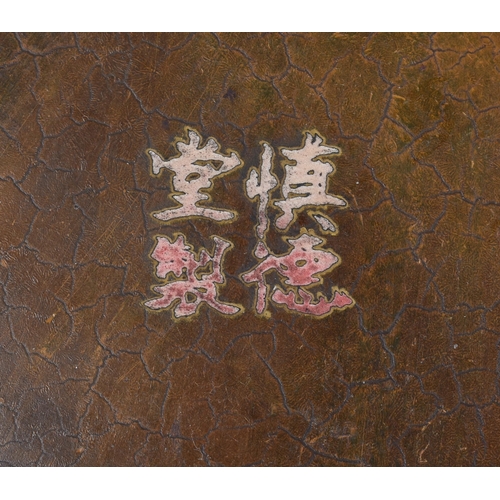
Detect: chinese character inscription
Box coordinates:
(145, 129, 355, 319)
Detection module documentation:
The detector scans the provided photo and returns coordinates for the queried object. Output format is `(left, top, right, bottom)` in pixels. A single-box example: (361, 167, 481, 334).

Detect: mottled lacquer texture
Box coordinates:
(1, 33, 500, 466)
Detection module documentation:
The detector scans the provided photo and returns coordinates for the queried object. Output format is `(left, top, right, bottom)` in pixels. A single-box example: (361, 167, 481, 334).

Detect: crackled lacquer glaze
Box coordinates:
(1, 33, 500, 466)
(146, 129, 353, 319)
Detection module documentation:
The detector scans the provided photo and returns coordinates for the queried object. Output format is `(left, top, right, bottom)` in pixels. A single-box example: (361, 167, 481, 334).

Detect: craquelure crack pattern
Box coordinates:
(0, 32, 499, 466)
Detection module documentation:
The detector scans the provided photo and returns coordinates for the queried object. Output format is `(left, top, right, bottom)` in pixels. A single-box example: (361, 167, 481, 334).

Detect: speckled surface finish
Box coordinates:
(1, 33, 500, 466)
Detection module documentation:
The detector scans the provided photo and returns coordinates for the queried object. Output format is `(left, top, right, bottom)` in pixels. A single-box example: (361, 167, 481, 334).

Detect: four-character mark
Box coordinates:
(145, 128, 354, 319)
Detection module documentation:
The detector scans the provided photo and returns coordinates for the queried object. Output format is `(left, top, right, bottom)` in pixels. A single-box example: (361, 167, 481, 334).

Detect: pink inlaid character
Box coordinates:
(148, 129, 242, 222)
(145, 234, 241, 318)
(274, 132, 347, 230)
(241, 232, 353, 316)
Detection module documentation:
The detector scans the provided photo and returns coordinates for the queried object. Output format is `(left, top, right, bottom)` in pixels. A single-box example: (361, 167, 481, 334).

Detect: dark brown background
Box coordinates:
(1, 32, 499, 466)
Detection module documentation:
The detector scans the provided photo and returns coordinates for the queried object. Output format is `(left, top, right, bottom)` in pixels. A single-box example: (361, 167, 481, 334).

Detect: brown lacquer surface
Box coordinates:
(1, 33, 500, 466)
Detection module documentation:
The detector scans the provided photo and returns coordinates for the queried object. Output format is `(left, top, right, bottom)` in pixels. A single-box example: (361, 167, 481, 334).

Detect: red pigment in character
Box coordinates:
(145, 234, 240, 318)
(241, 232, 353, 315)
